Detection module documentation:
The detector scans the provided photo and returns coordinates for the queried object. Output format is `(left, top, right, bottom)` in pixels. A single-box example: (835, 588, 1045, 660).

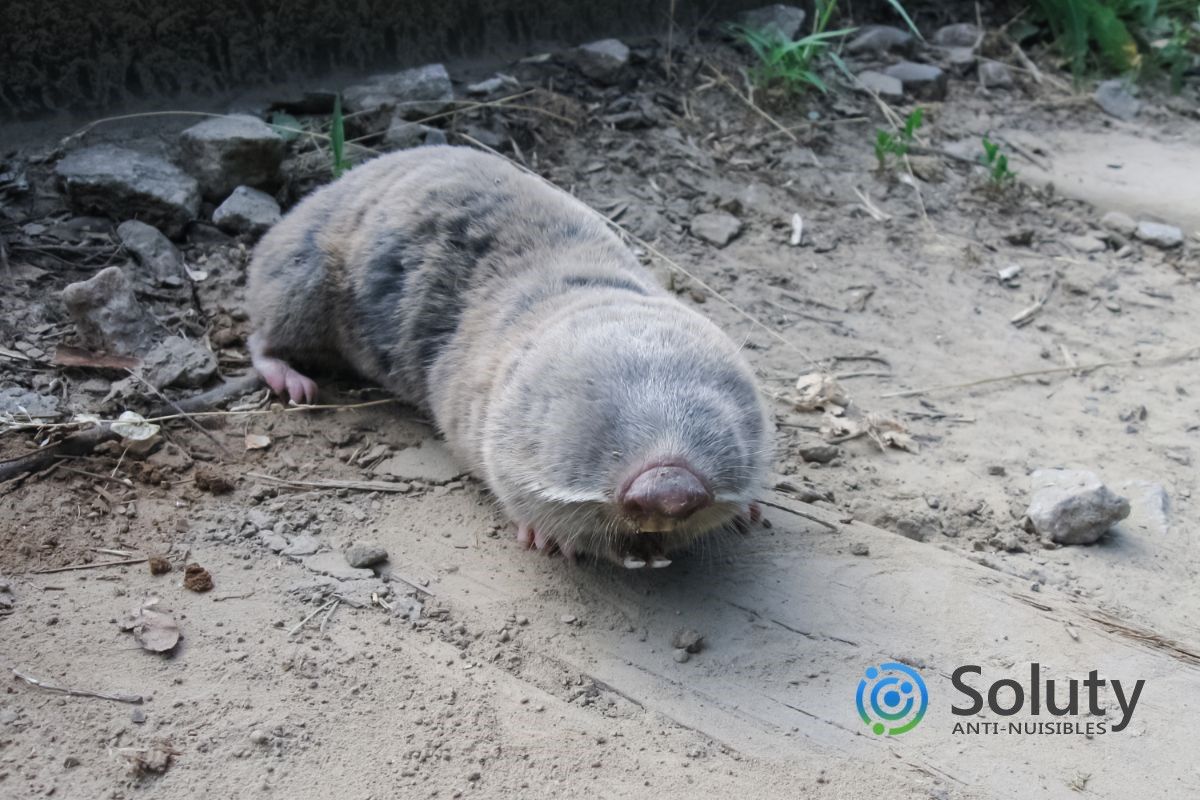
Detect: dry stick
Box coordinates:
(319, 599, 341, 633)
(288, 599, 338, 637)
(12, 668, 143, 704)
(246, 472, 414, 494)
(457, 133, 822, 368)
(57, 465, 134, 488)
(707, 65, 801, 144)
(0, 425, 117, 485)
(125, 369, 231, 457)
(880, 348, 1200, 399)
(32, 557, 148, 574)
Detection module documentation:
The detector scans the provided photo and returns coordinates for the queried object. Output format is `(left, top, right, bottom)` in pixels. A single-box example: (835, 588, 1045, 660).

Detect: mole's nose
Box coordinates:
(621, 465, 712, 524)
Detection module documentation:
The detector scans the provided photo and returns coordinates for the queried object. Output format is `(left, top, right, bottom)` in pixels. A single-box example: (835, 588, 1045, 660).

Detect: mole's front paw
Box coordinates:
(515, 523, 575, 562)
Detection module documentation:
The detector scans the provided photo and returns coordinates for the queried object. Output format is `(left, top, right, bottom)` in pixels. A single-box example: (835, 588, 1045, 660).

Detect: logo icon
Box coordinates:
(857, 662, 928, 736)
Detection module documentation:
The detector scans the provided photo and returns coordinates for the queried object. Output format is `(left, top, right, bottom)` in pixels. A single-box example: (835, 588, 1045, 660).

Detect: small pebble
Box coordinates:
(131, 708, 146, 724)
(850, 542, 870, 556)
(560, 614, 577, 625)
(672, 648, 691, 663)
(250, 729, 270, 744)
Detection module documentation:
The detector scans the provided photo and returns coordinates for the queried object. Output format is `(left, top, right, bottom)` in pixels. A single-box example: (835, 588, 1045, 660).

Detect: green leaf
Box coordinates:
(884, 0, 925, 39)
(331, 95, 348, 178)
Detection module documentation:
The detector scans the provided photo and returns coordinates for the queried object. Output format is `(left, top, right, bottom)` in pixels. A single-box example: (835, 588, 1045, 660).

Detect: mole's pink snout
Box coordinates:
(620, 465, 712, 531)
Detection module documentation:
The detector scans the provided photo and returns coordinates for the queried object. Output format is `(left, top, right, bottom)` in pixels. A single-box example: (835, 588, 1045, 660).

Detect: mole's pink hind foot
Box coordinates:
(249, 334, 318, 405)
(515, 523, 575, 563)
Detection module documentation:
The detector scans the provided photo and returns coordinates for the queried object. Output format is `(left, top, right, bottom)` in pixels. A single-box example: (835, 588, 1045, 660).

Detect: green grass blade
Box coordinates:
(884, 0, 925, 40)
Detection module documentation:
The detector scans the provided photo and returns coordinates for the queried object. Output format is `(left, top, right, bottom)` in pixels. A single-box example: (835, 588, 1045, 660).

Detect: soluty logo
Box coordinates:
(856, 662, 929, 736)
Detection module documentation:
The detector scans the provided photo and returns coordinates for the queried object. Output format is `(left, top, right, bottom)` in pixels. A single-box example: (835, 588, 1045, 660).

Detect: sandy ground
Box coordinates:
(2, 24, 1200, 800)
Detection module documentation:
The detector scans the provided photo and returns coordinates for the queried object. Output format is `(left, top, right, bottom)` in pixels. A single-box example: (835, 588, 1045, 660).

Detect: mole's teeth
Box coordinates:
(648, 556, 672, 569)
(622, 555, 647, 569)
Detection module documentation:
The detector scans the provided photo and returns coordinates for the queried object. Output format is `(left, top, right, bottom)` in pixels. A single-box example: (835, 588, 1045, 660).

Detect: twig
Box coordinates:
(1011, 273, 1059, 327)
(212, 592, 254, 602)
(881, 347, 1200, 399)
(758, 498, 840, 532)
(32, 557, 147, 574)
(319, 599, 341, 632)
(58, 465, 134, 488)
(92, 547, 134, 557)
(12, 668, 143, 704)
(707, 65, 801, 144)
(246, 472, 417, 493)
(288, 599, 337, 637)
(126, 369, 231, 457)
(0, 426, 117, 485)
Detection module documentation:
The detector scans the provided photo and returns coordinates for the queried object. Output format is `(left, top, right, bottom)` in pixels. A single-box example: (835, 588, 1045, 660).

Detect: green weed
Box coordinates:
(874, 107, 923, 171)
(725, 0, 856, 94)
(330, 95, 351, 178)
(980, 138, 1016, 186)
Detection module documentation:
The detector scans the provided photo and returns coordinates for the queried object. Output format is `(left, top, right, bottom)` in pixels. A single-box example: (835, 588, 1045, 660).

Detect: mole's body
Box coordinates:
(247, 146, 770, 567)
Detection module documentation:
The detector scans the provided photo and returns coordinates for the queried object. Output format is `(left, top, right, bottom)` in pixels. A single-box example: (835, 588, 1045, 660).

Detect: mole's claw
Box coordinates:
(516, 523, 534, 548)
(748, 501, 762, 523)
(648, 555, 672, 568)
(622, 555, 647, 569)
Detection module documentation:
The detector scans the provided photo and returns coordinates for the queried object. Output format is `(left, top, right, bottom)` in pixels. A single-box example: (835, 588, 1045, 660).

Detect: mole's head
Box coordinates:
(480, 297, 772, 568)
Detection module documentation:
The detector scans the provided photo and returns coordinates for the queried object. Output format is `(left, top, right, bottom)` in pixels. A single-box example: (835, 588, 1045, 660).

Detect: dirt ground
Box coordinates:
(2, 18, 1199, 800)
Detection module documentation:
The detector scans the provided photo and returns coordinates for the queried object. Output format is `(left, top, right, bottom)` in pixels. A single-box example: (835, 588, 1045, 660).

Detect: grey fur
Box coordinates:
(248, 146, 771, 563)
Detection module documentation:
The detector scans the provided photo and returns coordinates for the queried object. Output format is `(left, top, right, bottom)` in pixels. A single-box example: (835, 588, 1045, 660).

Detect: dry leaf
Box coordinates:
(110, 411, 160, 442)
(244, 433, 271, 450)
(794, 372, 849, 413)
(864, 413, 919, 453)
(121, 600, 180, 653)
(820, 414, 861, 441)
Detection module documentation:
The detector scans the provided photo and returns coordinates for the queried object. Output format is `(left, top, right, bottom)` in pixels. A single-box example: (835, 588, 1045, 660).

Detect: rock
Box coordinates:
(573, 39, 630, 83)
(1064, 234, 1106, 254)
(179, 114, 284, 201)
(850, 542, 870, 556)
(690, 211, 742, 247)
(282, 534, 321, 557)
(978, 61, 1013, 88)
(1094, 80, 1140, 120)
(140, 335, 218, 389)
(1117, 480, 1170, 537)
(466, 75, 517, 95)
(343, 64, 455, 128)
(0, 387, 60, 419)
(61, 267, 157, 356)
(736, 4, 807, 40)
(302, 552, 374, 581)
(259, 532, 287, 553)
(117, 220, 186, 287)
(1134, 221, 1183, 249)
(942, 47, 977, 72)
(212, 186, 281, 236)
(932, 23, 981, 47)
(372, 441, 465, 484)
(382, 119, 444, 150)
(855, 70, 903, 100)
(249, 730, 270, 745)
(55, 145, 200, 238)
(671, 628, 704, 653)
(1101, 210, 1136, 236)
(1026, 469, 1130, 545)
(672, 648, 691, 663)
(908, 156, 945, 183)
(883, 62, 948, 101)
(846, 25, 914, 56)
(798, 445, 839, 463)
(345, 542, 388, 568)
(895, 513, 940, 542)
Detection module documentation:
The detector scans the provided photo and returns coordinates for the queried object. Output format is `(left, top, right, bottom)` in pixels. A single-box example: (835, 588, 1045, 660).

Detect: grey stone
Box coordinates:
(798, 445, 839, 463)
(0, 387, 61, 419)
(933, 23, 982, 47)
(1026, 469, 1130, 545)
(259, 532, 287, 553)
(179, 114, 284, 201)
(978, 61, 1013, 88)
(345, 541, 388, 568)
(466, 75, 516, 95)
(56, 145, 200, 238)
(573, 39, 630, 83)
(942, 47, 977, 72)
(140, 335, 218, 389)
(1064, 234, 1106, 254)
(301, 552, 375, 581)
(212, 186, 281, 236)
(672, 648, 691, 663)
(1134, 221, 1183, 249)
(736, 4, 807, 40)
(895, 513, 940, 542)
(343, 64, 454, 127)
(883, 62, 948, 100)
(282, 534, 321, 557)
(1094, 80, 1140, 121)
(117, 220, 186, 287)
(846, 25, 914, 56)
(671, 628, 704, 653)
(372, 441, 465, 484)
(689, 211, 742, 247)
(1101, 210, 1137, 236)
(855, 70, 903, 99)
(1118, 480, 1170, 537)
(382, 119, 443, 150)
(61, 267, 157, 356)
